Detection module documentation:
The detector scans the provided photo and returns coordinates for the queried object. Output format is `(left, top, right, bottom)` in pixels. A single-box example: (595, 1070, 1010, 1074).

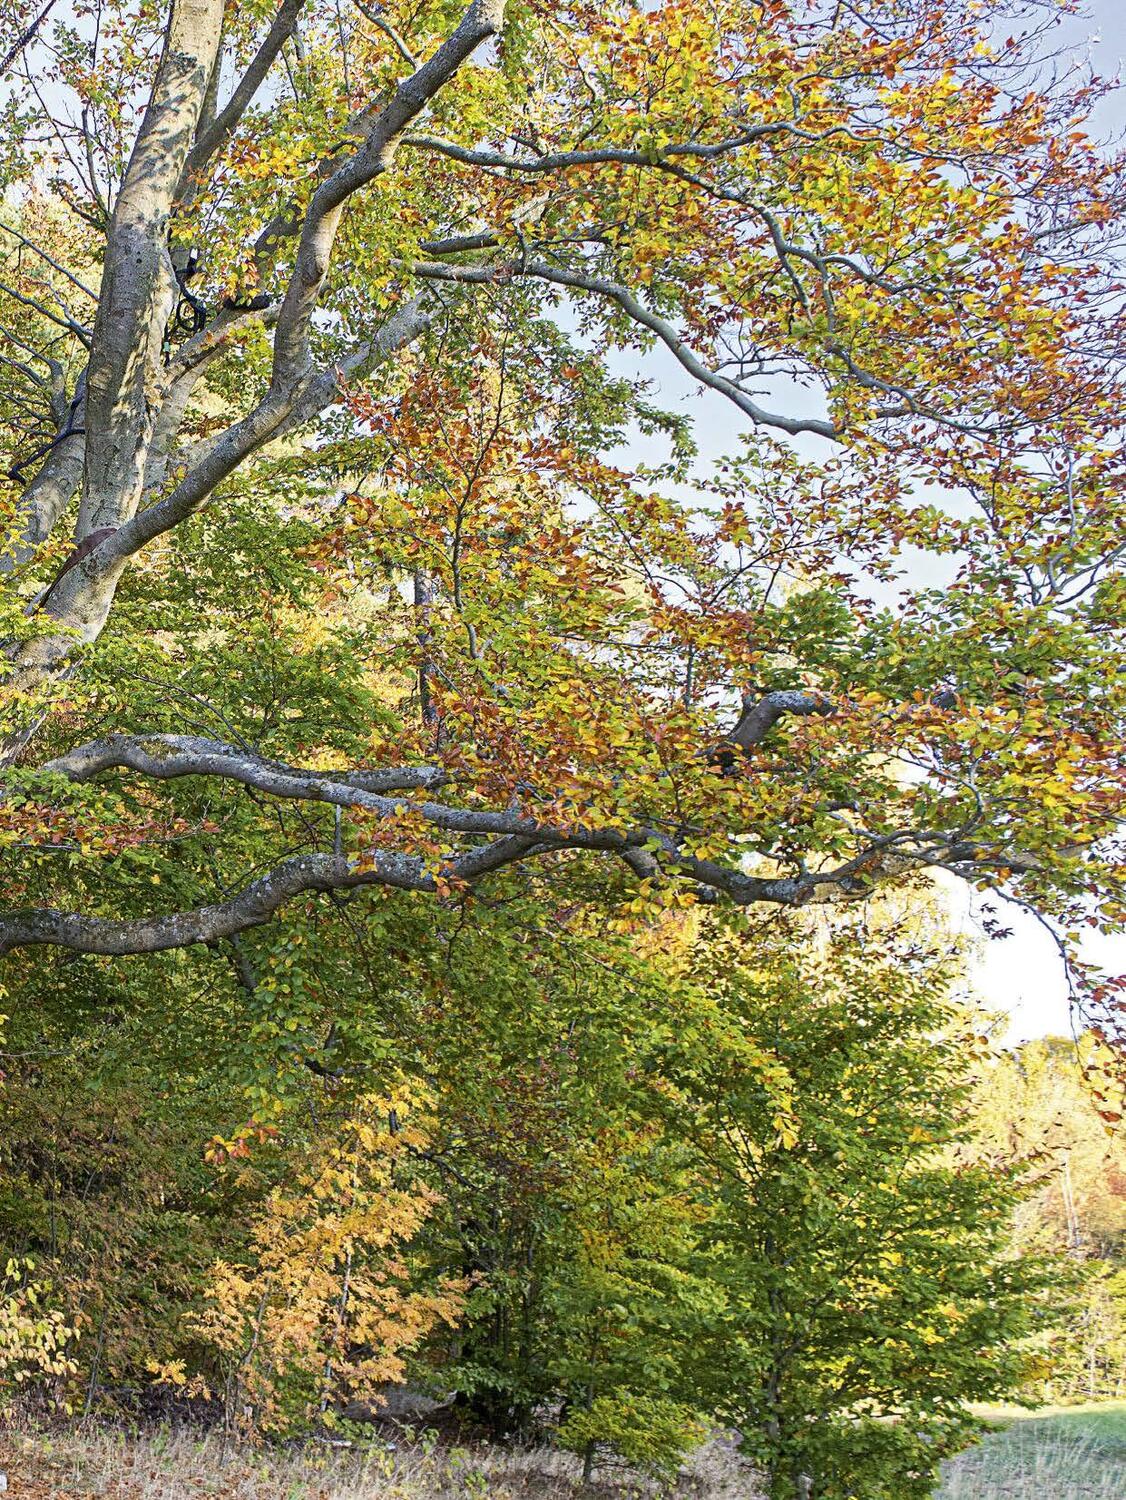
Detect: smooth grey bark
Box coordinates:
(182, 0, 309, 189)
(0, 698, 1042, 956)
(0, 0, 497, 765)
(0, 374, 86, 571)
(80, 0, 226, 537)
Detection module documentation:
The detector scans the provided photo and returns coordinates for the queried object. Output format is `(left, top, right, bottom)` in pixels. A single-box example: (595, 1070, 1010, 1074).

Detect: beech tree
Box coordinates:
(0, 0, 1122, 1036)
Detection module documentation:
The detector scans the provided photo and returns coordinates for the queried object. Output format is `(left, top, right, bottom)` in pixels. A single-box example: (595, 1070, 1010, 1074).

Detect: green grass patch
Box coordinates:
(936, 1402, 1126, 1499)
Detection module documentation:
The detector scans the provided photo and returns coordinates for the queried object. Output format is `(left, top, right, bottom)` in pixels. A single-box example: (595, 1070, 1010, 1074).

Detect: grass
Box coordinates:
(4, 1404, 1124, 1498)
(0, 1424, 757, 1500)
(936, 1401, 1126, 1500)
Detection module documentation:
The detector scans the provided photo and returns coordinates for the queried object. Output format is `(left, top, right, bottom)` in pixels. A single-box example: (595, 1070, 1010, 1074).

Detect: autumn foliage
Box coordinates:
(0, 0, 1124, 1495)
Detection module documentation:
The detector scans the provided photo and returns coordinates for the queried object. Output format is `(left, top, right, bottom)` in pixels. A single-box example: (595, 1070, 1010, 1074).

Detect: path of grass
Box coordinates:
(936, 1402, 1126, 1499)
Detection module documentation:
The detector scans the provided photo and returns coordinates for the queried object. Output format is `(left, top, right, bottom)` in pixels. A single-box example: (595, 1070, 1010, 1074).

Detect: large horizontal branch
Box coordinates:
(0, 808, 1027, 958)
(0, 851, 429, 955)
(0, 833, 799, 955)
(0, 703, 1046, 955)
(39, 730, 677, 841)
(0, 833, 824, 957)
(42, 734, 448, 796)
(38, 691, 828, 826)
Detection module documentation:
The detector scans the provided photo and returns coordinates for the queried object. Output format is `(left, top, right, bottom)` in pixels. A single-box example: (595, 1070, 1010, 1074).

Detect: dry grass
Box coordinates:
(0, 1425, 760, 1500)
(10, 1404, 1124, 1499)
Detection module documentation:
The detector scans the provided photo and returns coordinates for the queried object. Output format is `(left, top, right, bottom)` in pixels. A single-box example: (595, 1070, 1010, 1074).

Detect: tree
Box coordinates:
(973, 1035, 1126, 1400)
(189, 1087, 464, 1439)
(657, 912, 1054, 1500)
(402, 896, 1057, 1495)
(0, 0, 1121, 1048)
(0, 836, 1058, 1479)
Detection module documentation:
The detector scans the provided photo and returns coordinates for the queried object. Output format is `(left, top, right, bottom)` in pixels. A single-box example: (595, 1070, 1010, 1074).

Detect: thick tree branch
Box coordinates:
(102, 296, 434, 563)
(730, 690, 833, 749)
(80, 0, 225, 537)
(0, 817, 1031, 957)
(0, 851, 432, 955)
(0, 373, 86, 572)
(272, 0, 504, 379)
(183, 0, 310, 183)
(0, 698, 1049, 956)
(42, 734, 448, 795)
(0, 834, 812, 956)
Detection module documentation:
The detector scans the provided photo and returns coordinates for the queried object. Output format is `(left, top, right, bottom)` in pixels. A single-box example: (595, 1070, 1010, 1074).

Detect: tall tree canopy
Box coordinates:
(0, 0, 1123, 1037)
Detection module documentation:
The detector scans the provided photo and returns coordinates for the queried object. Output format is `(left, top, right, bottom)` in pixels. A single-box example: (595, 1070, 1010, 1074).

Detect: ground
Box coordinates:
(0, 1426, 748, 1500)
(935, 1402, 1126, 1500)
(1, 1405, 1124, 1498)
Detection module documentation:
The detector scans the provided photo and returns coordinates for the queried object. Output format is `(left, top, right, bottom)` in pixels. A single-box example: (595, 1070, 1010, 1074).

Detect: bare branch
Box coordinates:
(0, 0, 57, 77)
(0, 278, 92, 344)
(401, 126, 853, 172)
(411, 257, 839, 440)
